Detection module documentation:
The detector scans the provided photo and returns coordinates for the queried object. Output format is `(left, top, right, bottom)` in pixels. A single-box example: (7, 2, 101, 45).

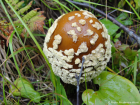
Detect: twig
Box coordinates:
(0, 33, 8, 40)
(68, 0, 140, 46)
(75, 57, 85, 105)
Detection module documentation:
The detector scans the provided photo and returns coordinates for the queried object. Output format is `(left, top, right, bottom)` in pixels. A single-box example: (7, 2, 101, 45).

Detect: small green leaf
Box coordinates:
(13, 1, 33, 17)
(114, 38, 119, 42)
(124, 48, 137, 61)
(55, 76, 70, 105)
(100, 19, 119, 35)
(14, 1, 24, 10)
(121, 19, 133, 26)
(111, 46, 116, 53)
(115, 32, 121, 39)
(116, 13, 128, 20)
(10, 78, 40, 103)
(118, 0, 126, 8)
(112, 52, 121, 64)
(118, 44, 129, 51)
(82, 71, 140, 105)
(134, 0, 140, 9)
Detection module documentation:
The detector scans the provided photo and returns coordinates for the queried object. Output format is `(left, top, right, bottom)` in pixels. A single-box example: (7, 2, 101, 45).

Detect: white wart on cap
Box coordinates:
(43, 10, 111, 85)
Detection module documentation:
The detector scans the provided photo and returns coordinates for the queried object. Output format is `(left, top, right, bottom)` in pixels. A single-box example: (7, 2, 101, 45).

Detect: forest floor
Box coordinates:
(0, 0, 140, 105)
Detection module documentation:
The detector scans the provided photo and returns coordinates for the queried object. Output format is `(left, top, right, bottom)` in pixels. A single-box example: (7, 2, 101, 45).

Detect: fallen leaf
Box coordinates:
(134, 0, 140, 9)
(10, 78, 40, 103)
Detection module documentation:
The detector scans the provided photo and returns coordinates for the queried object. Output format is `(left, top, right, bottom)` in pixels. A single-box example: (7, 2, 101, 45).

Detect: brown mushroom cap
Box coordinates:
(43, 10, 111, 85)
(47, 11, 107, 69)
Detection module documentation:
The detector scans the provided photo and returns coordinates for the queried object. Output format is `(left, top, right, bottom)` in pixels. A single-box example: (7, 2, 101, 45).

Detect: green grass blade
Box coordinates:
(4, 0, 59, 103)
(53, 0, 71, 12)
(74, 0, 134, 14)
(134, 56, 137, 85)
(4, 1, 40, 80)
(4, 0, 56, 87)
(2, 77, 7, 105)
(0, 1, 29, 98)
(41, 0, 61, 10)
(0, 46, 39, 68)
(2, 0, 56, 103)
(125, 0, 140, 19)
(65, 0, 81, 10)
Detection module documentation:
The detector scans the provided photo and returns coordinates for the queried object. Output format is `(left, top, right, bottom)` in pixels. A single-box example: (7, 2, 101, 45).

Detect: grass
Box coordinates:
(0, 0, 140, 104)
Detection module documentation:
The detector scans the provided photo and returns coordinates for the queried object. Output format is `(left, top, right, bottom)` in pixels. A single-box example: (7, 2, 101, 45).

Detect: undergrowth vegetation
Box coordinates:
(0, 0, 140, 105)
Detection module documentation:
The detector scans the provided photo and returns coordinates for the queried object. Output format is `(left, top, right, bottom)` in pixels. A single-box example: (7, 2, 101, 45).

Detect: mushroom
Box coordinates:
(43, 10, 111, 85)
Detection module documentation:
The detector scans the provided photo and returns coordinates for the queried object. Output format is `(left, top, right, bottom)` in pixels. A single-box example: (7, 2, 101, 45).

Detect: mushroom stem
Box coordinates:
(75, 56, 85, 105)
(68, 0, 140, 46)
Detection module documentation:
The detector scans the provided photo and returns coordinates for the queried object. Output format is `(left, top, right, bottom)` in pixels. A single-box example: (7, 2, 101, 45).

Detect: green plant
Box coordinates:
(10, 78, 41, 103)
(0, 0, 46, 47)
(100, 12, 133, 42)
(111, 41, 139, 82)
(82, 71, 140, 105)
(1, 0, 140, 104)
